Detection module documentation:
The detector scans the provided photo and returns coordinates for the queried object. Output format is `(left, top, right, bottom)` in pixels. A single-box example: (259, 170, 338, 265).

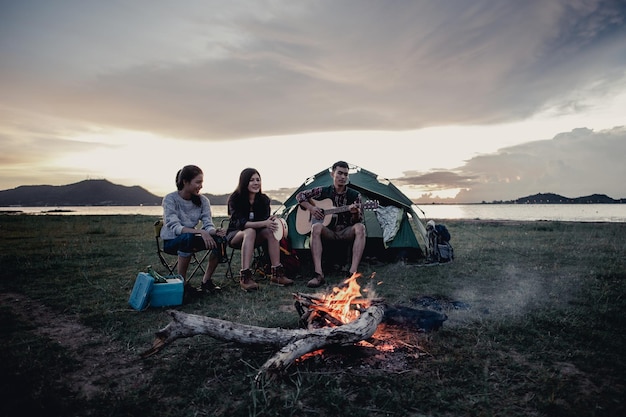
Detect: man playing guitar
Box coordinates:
(295, 161, 366, 288)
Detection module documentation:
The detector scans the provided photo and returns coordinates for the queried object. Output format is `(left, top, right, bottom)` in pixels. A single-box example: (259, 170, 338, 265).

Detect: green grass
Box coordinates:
(0, 215, 625, 416)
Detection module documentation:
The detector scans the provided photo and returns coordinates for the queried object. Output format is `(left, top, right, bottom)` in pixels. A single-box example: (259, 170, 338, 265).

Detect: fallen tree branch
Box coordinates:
(258, 304, 385, 377)
(142, 304, 386, 380)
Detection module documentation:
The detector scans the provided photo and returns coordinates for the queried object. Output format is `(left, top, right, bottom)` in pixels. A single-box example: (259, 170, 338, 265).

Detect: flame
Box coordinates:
(295, 273, 428, 363)
(309, 272, 371, 325)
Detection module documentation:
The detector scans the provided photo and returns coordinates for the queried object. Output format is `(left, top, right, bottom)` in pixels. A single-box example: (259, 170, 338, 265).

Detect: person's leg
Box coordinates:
(310, 223, 325, 277)
(335, 223, 366, 274)
(258, 228, 293, 286)
(164, 234, 196, 281)
(229, 229, 259, 291)
(200, 252, 221, 292)
(168, 233, 207, 284)
(239, 228, 257, 270)
(348, 223, 366, 274)
(307, 224, 337, 287)
(177, 254, 192, 281)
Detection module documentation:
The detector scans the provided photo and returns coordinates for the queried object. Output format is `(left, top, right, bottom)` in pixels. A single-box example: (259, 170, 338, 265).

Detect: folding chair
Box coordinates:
(220, 219, 267, 282)
(153, 219, 209, 283)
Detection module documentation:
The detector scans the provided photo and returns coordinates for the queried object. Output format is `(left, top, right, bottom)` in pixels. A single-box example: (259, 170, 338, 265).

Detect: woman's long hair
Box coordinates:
(229, 168, 262, 213)
(175, 165, 203, 206)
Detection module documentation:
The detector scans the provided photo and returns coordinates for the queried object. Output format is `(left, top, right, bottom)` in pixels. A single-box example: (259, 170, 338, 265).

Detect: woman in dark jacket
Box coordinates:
(226, 168, 293, 291)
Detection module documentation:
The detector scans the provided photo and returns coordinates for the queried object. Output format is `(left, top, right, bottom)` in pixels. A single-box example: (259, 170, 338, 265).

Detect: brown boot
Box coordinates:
(270, 264, 294, 286)
(239, 268, 258, 292)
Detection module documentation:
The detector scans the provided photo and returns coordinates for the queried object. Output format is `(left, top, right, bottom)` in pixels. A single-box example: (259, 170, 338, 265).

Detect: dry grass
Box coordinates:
(0, 215, 625, 417)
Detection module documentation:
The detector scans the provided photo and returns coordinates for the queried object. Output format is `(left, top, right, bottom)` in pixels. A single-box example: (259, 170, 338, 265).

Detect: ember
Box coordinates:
(294, 272, 378, 329)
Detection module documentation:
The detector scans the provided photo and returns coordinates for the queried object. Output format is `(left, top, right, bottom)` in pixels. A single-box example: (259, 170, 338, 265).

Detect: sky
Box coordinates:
(1, 0, 625, 204)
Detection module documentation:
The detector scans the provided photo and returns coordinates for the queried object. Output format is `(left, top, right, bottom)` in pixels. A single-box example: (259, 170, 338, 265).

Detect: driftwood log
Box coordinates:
(142, 303, 386, 381)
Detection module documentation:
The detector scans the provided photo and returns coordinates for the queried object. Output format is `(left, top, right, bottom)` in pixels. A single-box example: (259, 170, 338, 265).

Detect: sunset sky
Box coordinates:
(1, 0, 625, 203)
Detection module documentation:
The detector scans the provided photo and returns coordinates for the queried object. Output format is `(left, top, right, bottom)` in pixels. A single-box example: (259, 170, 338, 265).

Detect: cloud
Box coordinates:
(1, 1, 625, 201)
(393, 171, 476, 192)
(0, 107, 121, 187)
(452, 126, 626, 202)
(1, 1, 625, 140)
(392, 126, 626, 203)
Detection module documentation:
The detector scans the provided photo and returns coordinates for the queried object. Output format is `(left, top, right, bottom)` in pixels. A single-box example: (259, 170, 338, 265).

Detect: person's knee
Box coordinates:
(242, 228, 256, 239)
(258, 227, 272, 240)
(311, 223, 323, 237)
(354, 223, 366, 237)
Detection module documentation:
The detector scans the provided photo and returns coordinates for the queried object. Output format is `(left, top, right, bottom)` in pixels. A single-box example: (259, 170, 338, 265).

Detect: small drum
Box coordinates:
(273, 217, 288, 241)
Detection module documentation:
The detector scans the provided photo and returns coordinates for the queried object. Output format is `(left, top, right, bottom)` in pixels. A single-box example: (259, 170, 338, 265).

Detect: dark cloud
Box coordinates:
(0, 1, 624, 139)
(393, 171, 477, 191)
(1, 1, 624, 199)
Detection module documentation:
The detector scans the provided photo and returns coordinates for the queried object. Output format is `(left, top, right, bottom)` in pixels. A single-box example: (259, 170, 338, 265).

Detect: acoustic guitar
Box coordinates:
(295, 198, 379, 235)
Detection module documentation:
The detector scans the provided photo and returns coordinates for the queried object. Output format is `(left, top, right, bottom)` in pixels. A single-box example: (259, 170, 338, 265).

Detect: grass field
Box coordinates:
(0, 214, 624, 417)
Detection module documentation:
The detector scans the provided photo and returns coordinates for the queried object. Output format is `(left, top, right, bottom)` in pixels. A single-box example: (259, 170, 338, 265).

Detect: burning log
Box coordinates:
(142, 304, 386, 381)
(294, 291, 383, 328)
(141, 273, 446, 381)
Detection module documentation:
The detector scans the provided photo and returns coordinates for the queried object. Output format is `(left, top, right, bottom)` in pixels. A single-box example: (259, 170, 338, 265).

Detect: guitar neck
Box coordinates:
(322, 206, 352, 215)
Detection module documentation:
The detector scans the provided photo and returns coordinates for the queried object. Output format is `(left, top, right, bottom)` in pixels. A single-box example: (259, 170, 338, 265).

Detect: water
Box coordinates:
(2, 204, 625, 222)
(413, 204, 626, 223)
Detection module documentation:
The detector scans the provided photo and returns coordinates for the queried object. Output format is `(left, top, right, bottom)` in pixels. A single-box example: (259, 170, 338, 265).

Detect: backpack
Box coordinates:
(434, 224, 451, 243)
(279, 237, 301, 276)
(427, 223, 454, 263)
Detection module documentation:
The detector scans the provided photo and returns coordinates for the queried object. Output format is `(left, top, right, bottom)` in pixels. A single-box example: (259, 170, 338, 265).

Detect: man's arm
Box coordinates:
(296, 187, 324, 220)
(350, 193, 364, 224)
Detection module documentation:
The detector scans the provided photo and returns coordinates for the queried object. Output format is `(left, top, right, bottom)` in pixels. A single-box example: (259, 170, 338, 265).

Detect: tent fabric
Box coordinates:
(275, 163, 429, 262)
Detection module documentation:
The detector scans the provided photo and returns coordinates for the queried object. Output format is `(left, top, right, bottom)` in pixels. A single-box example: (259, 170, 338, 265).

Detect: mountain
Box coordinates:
(512, 193, 622, 204)
(0, 179, 162, 206)
(0, 180, 282, 206)
(3, 180, 620, 207)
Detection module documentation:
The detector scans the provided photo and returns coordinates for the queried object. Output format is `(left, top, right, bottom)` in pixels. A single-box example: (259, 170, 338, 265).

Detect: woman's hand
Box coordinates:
(200, 230, 217, 249)
(266, 216, 278, 233)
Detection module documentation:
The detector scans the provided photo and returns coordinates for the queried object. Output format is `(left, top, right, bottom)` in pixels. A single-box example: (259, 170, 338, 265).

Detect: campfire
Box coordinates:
(294, 272, 379, 329)
(143, 272, 447, 381)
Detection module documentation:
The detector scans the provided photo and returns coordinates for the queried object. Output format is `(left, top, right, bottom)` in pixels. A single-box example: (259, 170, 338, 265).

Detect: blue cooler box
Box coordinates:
(150, 277, 184, 307)
(128, 272, 155, 310)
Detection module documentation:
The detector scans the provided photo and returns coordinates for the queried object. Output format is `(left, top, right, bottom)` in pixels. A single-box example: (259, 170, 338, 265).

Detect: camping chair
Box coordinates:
(220, 219, 267, 282)
(153, 219, 209, 283)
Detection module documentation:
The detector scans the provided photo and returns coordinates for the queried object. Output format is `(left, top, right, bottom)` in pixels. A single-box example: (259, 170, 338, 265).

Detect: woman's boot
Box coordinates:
(270, 264, 294, 286)
(239, 268, 258, 291)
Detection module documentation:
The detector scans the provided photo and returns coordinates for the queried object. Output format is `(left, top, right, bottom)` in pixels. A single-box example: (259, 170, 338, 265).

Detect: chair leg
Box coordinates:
(252, 246, 269, 278)
(187, 252, 207, 280)
(225, 247, 237, 282)
(157, 237, 177, 275)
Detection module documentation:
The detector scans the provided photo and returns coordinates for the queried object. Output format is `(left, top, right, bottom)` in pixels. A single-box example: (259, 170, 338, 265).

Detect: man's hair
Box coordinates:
(332, 161, 349, 171)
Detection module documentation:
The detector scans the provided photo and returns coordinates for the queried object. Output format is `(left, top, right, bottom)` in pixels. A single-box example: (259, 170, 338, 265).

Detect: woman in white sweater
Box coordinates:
(160, 165, 225, 294)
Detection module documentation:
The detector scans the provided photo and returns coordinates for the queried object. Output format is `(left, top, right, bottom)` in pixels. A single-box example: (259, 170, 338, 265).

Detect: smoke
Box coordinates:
(447, 264, 575, 326)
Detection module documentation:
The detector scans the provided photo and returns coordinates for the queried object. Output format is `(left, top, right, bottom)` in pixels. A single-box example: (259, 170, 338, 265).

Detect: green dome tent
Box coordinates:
(274, 163, 429, 263)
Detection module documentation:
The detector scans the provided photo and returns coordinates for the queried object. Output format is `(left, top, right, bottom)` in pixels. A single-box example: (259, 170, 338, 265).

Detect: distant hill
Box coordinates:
(0, 180, 163, 206)
(510, 193, 623, 204)
(0, 180, 280, 206)
(2, 180, 621, 207)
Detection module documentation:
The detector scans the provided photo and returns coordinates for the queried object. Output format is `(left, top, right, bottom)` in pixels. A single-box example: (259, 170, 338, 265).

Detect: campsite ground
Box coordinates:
(0, 215, 624, 417)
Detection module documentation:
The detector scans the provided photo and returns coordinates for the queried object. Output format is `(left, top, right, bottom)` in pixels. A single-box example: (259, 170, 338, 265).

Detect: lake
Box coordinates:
(2, 204, 625, 222)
